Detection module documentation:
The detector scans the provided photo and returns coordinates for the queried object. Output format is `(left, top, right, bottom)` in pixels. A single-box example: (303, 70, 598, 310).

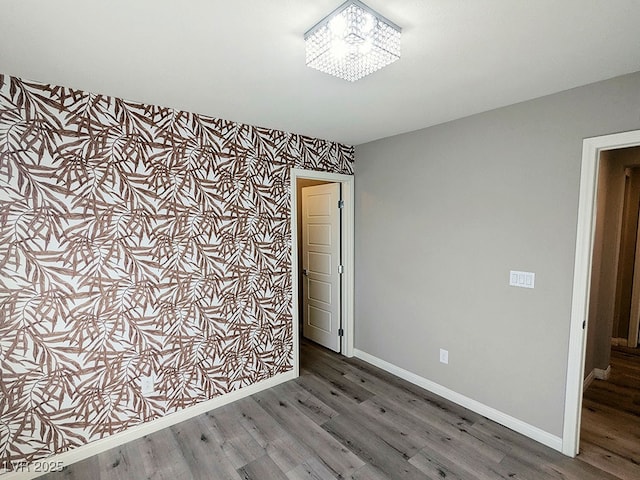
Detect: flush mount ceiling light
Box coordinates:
(304, 0, 401, 82)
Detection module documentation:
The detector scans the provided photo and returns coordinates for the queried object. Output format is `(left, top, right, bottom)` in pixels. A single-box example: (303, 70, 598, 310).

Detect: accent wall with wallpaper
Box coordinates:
(0, 74, 353, 470)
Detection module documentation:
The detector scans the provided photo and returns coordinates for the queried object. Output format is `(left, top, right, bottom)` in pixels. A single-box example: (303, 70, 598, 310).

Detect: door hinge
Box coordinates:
(338, 328, 344, 337)
(338, 200, 344, 209)
(338, 264, 344, 274)
(582, 320, 586, 330)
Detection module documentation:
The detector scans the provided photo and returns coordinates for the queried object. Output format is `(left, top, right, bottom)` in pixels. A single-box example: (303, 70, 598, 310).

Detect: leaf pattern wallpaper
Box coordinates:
(0, 74, 353, 471)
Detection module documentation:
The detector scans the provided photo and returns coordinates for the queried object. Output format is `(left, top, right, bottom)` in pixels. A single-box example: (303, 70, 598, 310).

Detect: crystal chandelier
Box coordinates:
(304, 0, 402, 82)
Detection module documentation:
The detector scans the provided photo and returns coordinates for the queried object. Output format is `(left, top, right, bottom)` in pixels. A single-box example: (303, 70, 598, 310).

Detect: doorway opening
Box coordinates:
(578, 146, 640, 472)
(290, 168, 354, 377)
(563, 130, 640, 457)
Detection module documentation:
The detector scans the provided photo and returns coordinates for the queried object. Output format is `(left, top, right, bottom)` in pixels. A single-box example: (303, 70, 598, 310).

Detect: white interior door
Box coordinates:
(302, 183, 341, 352)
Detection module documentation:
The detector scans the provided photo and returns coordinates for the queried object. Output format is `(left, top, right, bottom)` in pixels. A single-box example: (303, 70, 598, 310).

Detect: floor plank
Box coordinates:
(285, 457, 337, 480)
(227, 397, 311, 474)
(96, 444, 148, 480)
(171, 416, 241, 480)
(321, 414, 427, 480)
(237, 455, 289, 480)
(134, 429, 195, 480)
(253, 386, 365, 478)
(204, 407, 265, 469)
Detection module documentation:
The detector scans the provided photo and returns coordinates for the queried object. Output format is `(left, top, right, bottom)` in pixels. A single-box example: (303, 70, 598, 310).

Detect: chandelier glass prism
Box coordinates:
(304, 0, 402, 82)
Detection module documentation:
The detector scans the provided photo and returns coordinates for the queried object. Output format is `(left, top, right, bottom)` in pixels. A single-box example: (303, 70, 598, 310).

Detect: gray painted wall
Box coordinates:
(354, 71, 640, 438)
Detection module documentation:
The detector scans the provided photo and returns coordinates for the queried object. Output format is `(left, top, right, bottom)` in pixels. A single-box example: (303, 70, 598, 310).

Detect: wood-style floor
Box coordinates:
(40, 342, 639, 480)
(579, 346, 640, 480)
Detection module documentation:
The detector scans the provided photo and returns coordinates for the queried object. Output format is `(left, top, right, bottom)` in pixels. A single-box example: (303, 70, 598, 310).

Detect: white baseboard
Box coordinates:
(594, 365, 611, 381)
(583, 370, 595, 391)
(1, 370, 296, 480)
(611, 337, 628, 347)
(353, 349, 563, 453)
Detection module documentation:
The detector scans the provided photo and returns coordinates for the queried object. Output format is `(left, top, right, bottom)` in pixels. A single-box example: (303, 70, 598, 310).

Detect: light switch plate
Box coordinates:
(510, 270, 535, 289)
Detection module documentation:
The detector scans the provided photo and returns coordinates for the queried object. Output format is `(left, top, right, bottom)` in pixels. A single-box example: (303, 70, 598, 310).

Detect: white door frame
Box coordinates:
(563, 129, 640, 456)
(290, 168, 355, 376)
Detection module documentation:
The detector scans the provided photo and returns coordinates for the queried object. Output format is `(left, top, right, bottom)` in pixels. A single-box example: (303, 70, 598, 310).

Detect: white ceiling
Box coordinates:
(1, 0, 639, 145)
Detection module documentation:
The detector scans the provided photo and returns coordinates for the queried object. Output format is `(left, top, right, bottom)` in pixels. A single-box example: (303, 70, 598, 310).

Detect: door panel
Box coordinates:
(302, 183, 341, 352)
(308, 252, 331, 274)
(308, 279, 331, 304)
(308, 224, 332, 245)
(308, 306, 331, 331)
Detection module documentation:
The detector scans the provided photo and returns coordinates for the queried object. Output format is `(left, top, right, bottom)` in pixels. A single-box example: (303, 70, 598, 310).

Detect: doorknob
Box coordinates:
(302, 269, 308, 276)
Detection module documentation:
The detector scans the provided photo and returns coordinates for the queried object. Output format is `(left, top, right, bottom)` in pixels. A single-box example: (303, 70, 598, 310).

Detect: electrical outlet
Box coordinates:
(439, 348, 449, 365)
(140, 374, 155, 395)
